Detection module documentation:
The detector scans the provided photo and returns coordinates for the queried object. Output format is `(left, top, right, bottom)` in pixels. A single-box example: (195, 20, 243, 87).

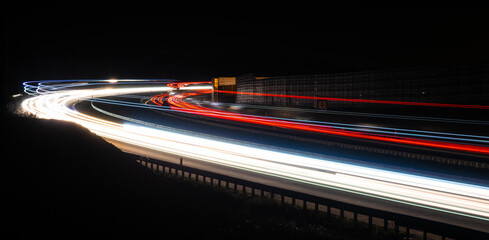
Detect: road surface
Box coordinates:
(20, 79, 489, 233)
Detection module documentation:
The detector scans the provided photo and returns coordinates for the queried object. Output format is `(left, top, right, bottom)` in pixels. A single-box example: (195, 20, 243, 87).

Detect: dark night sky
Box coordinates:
(3, 4, 489, 96)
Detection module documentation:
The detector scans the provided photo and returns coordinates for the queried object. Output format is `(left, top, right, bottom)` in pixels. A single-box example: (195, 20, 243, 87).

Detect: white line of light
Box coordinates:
(19, 81, 489, 221)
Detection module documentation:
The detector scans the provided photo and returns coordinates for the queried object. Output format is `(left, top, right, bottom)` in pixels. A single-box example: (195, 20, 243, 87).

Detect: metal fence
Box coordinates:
(236, 64, 489, 112)
(136, 156, 489, 240)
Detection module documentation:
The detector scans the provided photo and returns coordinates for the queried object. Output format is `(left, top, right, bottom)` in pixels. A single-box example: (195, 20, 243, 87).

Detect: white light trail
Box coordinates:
(19, 80, 489, 222)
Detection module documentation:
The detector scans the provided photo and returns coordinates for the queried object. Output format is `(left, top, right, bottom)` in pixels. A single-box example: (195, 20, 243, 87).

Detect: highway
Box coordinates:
(161, 91, 489, 155)
(20, 80, 489, 233)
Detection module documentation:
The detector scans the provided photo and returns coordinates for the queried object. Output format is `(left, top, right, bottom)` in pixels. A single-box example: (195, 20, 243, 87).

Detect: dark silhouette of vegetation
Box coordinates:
(2, 106, 402, 239)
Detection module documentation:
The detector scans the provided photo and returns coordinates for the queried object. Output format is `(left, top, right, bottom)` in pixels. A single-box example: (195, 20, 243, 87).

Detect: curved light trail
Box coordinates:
(19, 80, 489, 225)
(156, 91, 489, 155)
(215, 90, 489, 110)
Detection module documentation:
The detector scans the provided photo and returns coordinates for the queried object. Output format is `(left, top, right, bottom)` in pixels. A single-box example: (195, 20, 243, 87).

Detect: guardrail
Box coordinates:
(136, 156, 488, 240)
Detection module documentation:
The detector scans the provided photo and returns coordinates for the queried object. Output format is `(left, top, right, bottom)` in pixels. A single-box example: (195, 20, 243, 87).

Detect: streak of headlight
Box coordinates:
(23, 79, 173, 96)
(121, 123, 489, 220)
(19, 81, 489, 221)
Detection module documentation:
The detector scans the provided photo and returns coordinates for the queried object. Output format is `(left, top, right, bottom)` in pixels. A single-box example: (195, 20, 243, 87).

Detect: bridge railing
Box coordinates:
(136, 156, 488, 240)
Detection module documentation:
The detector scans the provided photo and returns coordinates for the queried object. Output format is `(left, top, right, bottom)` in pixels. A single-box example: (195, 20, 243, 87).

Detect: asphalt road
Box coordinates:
(19, 80, 489, 234)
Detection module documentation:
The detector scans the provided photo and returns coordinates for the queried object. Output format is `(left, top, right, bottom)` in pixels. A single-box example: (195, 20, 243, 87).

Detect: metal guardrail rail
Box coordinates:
(136, 156, 489, 240)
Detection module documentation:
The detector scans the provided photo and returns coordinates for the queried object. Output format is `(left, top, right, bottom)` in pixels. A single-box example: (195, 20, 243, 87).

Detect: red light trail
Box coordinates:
(150, 84, 489, 155)
(166, 81, 212, 89)
(21, 80, 489, 227)
(215, 90, 489, 110)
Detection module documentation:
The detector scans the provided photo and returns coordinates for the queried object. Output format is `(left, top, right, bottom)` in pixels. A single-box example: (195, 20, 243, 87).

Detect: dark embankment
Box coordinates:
(2, 111, 401, 239)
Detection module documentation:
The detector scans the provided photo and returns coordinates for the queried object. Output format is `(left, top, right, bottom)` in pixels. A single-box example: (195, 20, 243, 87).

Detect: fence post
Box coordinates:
(368, 215, 373, 229)
(135, 156, 488, 239)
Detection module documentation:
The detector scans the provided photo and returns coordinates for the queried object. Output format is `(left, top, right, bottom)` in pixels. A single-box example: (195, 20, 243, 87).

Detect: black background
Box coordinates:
(4, 4, 489, 96)
(4, 4, 489, 238)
